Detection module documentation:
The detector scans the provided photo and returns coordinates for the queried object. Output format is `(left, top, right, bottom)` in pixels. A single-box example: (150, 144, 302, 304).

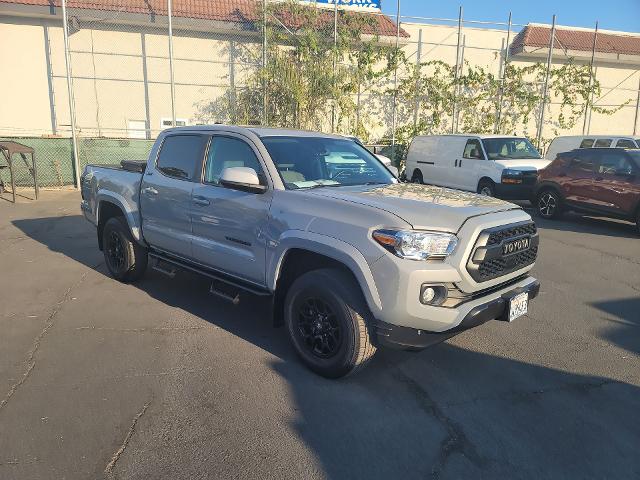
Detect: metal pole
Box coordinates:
(167, 0, 177, 127)
(61, 0, 80, 189)
(451, 6, 463, 134)
(262, 0, 267, 125)
(413, 28, 423, 131)
(582, 22, 598, 135)
(390, 0, 401, 158)
(495, 11, 511, 133)
(331, 0, 338, 133)
(634, 74, 640, 135)
(536, 15, 556, 150)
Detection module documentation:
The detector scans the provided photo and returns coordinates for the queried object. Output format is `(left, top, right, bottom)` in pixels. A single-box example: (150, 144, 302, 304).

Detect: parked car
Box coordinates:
(81, 126, 540, 378)
(405, 134, 550, 199)
(342, 135, 397, 175)
(535, 147, 640, 233)
(545, 135, 640, 161)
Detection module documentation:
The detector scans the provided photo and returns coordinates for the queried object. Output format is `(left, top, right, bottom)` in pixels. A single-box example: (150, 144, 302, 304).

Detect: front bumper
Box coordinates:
(494, 182, 535, 200)
(376, 279, 540, 349)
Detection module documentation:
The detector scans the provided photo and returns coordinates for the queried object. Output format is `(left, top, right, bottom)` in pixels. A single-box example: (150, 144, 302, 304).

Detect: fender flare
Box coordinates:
(267, 230, 383, 314)
(96, 190, 143, 243)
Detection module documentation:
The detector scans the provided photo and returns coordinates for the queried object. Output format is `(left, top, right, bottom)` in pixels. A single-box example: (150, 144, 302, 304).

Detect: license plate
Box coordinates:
(508, 292, 528, 322)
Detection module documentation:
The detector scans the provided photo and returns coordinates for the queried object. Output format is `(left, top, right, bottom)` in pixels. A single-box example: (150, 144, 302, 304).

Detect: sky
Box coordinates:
(380, 0, 640, 33)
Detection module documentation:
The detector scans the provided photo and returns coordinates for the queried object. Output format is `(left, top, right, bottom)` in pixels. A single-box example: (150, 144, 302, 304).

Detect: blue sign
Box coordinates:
(305, 0, 381, 11)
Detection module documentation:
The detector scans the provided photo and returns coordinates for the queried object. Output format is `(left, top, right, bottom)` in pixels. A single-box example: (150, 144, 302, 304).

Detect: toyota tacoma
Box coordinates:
(81, 126, 540, 378)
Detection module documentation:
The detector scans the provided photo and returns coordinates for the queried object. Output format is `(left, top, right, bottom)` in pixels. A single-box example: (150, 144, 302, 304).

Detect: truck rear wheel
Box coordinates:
(284, 268, 377, 378)
(102, 217, 148, 283)
(411, 169, 423, 184)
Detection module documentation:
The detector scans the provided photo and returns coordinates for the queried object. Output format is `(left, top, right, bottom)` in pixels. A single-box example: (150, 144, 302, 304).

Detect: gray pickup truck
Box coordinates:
(81, 125, 540, 378)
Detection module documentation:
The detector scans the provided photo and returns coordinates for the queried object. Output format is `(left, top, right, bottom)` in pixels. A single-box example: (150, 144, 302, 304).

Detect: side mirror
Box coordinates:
(220, 167, 266, 194)
(387, 165, 399, 177)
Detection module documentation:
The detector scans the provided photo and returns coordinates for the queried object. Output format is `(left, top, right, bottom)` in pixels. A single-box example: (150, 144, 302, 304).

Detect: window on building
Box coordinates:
(615, 139, 636, 149)
(156, 134, 208, 180)
(160, 118, 188, 130)
(127, 120, 147, 139)
(463, 139, 484, 159)
(594, 138, 612, 148)
(579, 138, 594, 148)
(204, 136, 265, 186)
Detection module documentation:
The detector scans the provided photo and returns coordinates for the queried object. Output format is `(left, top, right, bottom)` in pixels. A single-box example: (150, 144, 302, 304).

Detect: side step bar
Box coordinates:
(148, 252, 271, 305)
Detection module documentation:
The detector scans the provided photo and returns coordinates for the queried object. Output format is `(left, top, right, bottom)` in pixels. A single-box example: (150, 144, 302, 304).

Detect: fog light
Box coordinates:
(419, 284, 447, 306)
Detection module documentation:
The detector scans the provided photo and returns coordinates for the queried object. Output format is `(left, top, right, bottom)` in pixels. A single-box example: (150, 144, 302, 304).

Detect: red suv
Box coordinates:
(535, 148, 640, 234)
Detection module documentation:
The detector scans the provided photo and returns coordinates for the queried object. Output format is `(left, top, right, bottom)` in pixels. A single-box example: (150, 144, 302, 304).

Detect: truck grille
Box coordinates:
(467, 221, 539, 282)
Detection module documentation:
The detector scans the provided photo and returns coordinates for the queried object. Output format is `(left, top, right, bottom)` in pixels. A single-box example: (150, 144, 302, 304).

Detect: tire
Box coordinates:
(102, 217, 148, 282)
(477, 179, 495, 197)
(411, 169, 423, 184)
(284, 268, 377, 378)
(536, 189, 563, 219)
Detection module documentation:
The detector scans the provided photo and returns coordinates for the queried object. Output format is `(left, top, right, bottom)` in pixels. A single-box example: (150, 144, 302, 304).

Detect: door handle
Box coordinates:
(459, 159, 463, 167)
(142, 186, 158, 196)
(455, 159, 459, 167)
(193, 195, 210, 206)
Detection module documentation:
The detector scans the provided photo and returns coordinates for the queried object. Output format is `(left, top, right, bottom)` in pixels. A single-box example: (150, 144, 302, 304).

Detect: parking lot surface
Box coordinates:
(1, 190, 639, 479)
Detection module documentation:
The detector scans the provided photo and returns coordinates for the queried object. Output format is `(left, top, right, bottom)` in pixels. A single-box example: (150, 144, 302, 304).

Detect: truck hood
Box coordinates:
(307, 183, 519, 231)
(494, 158, 551, 171)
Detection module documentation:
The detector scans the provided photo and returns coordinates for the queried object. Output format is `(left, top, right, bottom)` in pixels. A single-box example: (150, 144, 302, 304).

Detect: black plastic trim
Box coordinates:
(376, 280, 540, 349)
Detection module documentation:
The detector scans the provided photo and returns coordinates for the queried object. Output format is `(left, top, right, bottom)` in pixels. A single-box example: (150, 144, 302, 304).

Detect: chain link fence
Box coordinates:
(1, 0, 639, 188)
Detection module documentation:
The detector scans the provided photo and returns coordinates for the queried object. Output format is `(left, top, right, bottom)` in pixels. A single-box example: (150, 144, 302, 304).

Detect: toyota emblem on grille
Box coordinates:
(502, 237, 531, 255)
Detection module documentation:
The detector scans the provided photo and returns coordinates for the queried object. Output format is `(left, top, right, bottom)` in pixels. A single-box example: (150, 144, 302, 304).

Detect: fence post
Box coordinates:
(390, 0, 401, 159)
(451, 6, 463, 134)
(331, 1, 338, 133)
(536, 15, 556, 150)
(262, 0, 267, 125)
(582, 22, 598, 135)
(167, 0, 177, 127)
(634, 74, 640, 135)
(412, 28, 422, 131)
(61, 0, 80, 188)
(494, 11, 511, 134)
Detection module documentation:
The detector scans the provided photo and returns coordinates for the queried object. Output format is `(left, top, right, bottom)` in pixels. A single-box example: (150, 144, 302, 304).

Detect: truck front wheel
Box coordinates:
(284, 269, 377, 378)
(102, 217, 148, 282)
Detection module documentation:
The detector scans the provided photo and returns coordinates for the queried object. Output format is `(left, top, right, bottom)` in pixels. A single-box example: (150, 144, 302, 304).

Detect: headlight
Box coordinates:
(372, 229, 458, 260)
(502, 169, 524, 184)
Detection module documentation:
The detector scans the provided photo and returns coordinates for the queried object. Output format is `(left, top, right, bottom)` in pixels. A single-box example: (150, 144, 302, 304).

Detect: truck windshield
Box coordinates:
(482, 138, 541, 160)
(261, 136, 395, 189)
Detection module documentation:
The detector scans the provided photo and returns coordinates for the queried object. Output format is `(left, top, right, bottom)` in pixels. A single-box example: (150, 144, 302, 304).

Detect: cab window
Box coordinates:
(594, 138, 612, 148)
(579, 138, 594, 148)
(204, 136, 266, 186)
(156, 134, 208, 180)
(463, 139, 484, 159)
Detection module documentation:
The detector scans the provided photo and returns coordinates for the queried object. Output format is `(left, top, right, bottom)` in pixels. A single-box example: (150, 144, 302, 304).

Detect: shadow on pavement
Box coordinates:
(592, 297, 640, 356)
(534, 212, 638, 239)
(12, 215, 640, 478)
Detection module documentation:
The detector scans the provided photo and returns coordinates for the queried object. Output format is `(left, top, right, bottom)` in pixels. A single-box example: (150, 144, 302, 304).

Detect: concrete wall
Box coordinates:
(1, 12, 638, 144)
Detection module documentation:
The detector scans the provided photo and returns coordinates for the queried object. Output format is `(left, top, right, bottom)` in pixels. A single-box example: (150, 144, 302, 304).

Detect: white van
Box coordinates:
(405, 135, 550, 199)
(545, 135, 640, 160)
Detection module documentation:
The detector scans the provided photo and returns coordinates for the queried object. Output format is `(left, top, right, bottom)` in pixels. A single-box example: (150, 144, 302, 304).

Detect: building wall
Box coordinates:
(0, 12, 638, 144)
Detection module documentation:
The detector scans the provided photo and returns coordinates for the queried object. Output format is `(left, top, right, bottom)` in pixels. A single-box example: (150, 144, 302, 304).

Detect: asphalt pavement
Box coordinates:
(1, 190, 638, 479)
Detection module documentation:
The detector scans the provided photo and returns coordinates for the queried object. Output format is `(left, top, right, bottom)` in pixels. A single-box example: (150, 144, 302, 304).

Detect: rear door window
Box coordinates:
(463, 139, 484, 159)
(594, 138, 612, 148)
(569, 151, 596, 173)
(579, 138, 594, 148)
(615, 139, 636, 149)
(156, 134, 208, 180)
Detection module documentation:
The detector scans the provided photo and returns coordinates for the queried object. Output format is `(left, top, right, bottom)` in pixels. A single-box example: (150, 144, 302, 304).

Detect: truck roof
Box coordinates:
(160, 124, 346, 140)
